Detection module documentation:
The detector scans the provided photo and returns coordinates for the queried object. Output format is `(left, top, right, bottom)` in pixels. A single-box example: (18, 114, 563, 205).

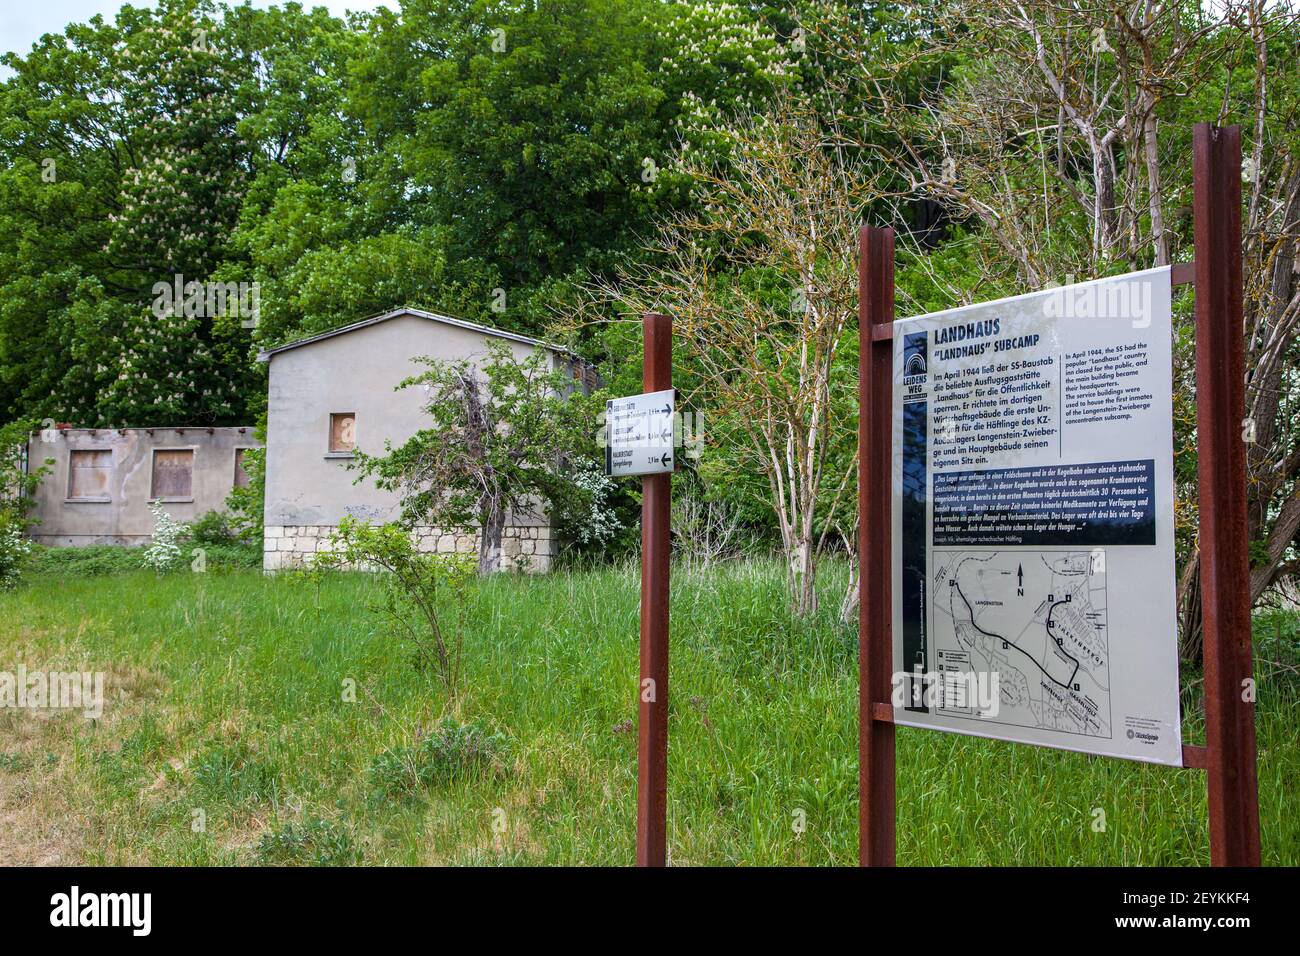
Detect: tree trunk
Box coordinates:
(839, 524, 859, 624)
(1093, 145, 1120, 258)
(1141, 95, 1168, 266)
(789, 538, 818, 615)
(840, 556, 859, 624)
(1178, 556, 1204, 667)
(478, 502, 505, 575)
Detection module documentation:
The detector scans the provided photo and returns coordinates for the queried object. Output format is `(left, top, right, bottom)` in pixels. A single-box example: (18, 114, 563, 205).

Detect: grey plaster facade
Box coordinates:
(25, 426, 260, 546)
(258, 308, 583, 572)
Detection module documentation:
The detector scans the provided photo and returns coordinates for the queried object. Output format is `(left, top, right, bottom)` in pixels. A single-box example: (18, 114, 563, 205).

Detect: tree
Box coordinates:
(328, 0, 796, 335)
(815, 0, 1300, 657)
(0, 0, 800, 431)
(575, 87, 885, 614)
(356, 341, 601, 575)
(0, 0, 302, 426)
(0, 419, 52, 588)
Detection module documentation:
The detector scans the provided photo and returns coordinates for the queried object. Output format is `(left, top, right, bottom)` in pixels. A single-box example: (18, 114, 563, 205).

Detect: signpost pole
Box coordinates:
(859, 226, 897, 867)
(637, 311, 672, 867)
(1191, 123, 1261, 867)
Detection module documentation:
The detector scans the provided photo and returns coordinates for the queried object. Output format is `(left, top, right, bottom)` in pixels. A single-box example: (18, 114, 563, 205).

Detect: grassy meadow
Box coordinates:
(1, 561, 1296, 866)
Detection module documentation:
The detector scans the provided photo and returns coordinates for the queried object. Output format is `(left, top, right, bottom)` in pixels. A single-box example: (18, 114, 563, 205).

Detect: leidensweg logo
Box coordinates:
(50, 887, 151, 936)
(903, 331, 929, 378)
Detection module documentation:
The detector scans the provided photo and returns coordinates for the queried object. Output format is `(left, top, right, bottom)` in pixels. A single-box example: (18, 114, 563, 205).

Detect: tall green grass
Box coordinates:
(1, 561, 1295, 865)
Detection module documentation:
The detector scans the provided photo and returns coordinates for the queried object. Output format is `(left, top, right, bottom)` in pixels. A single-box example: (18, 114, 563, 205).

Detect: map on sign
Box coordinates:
(891, 267, 1184, 765)
(930, 549, 1110, 737)
(605, 389, 676, 477)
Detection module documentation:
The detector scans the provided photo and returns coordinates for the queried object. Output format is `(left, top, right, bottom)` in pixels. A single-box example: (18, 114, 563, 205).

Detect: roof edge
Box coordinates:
(255, 308, 580, 363)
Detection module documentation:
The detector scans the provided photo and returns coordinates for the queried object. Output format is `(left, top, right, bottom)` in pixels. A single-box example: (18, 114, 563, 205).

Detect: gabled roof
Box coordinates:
(255, 307, 579, 363)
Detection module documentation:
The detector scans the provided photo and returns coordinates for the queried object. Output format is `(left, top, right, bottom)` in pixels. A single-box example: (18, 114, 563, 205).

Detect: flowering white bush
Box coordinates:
(0, 521, 32, 590)
(143, 500, 188, 571)
(569, 460, 621, 545)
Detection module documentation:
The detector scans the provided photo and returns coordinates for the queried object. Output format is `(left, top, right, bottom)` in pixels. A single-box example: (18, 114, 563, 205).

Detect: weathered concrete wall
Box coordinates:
(26, 427, 260, 546)
(262, 312, 571, 572)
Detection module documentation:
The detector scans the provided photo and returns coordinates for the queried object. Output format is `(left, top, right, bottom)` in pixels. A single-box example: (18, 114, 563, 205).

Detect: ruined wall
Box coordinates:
(26, 426, 259, 546)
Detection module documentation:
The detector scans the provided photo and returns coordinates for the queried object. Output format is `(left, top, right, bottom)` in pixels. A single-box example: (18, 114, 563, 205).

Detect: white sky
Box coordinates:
(2, 1, 397, 61)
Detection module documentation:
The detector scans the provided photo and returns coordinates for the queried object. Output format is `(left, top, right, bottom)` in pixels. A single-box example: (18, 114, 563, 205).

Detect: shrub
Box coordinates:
(22, 542, 260, 575)
(197, 542, 263, 570)
(142, 501, 188, 572)
(552, 458, 622, 547)
(255, 818, 358, 867)
(368, 718, 509, 799)
(225, 444, 265, 543)
(0, 418, 53, 590)
(0, 518, 33, 590)
(316, 517, 476, 693)
(23, 544, 146, 575)
(188, 510, 235, 546)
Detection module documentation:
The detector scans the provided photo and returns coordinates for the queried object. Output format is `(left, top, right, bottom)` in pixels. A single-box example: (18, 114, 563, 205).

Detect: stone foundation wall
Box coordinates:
(263, 524, 552, 573)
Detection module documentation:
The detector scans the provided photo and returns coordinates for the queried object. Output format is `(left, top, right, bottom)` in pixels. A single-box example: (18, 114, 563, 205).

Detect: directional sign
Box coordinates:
(605, 388, 676, 477)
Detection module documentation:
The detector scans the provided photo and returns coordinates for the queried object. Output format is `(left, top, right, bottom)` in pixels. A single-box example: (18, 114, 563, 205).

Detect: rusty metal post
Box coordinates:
(859, 226, 897, 866)
(1192, 123, 1261, 866)
(637, 312, 672, 866)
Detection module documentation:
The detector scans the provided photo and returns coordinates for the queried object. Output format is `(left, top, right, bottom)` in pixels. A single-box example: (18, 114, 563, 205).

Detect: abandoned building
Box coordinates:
(26, 426, 260, 546)
(257, 307, 587, 573)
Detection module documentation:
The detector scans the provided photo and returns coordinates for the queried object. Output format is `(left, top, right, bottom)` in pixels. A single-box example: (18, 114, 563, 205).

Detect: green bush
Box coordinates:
(255, 818, 358, 867)
(188, 510, 236, 545)
(225, 444, 265, 543)
(317, 517, 476, 692)
(368, 718, 509, 799)
(191, 542, 263, 571)
(0, 517, 33, 590)
(24, 544, 147, 575)
(1, 418, 52, 589)
(23, 542, 261, 576)
(191, 739, 281, 806)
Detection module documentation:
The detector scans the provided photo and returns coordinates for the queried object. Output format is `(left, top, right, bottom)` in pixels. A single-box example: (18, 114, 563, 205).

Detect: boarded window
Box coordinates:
(329, 413, 356, 453)
(233, 448, 251, 488)
(68, 449, 112, 499)
(151, 449, 194, 499)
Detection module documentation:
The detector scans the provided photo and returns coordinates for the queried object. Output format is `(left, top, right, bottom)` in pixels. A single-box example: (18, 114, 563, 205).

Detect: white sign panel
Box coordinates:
(891, 267, 1183, 765)
(606, 389, 676, 477)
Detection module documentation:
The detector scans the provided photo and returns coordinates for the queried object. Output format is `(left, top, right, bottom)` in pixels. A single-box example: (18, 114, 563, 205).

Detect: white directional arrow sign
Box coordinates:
(605, 388, 676, 477)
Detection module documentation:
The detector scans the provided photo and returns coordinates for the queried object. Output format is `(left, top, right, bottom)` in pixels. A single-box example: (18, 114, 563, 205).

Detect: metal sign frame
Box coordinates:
(858, 123, 1261, 867)
(637, 313, 672, 866)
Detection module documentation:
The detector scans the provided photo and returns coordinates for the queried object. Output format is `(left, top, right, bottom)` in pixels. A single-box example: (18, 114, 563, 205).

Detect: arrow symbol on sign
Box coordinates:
(660, 452, 672, 467)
